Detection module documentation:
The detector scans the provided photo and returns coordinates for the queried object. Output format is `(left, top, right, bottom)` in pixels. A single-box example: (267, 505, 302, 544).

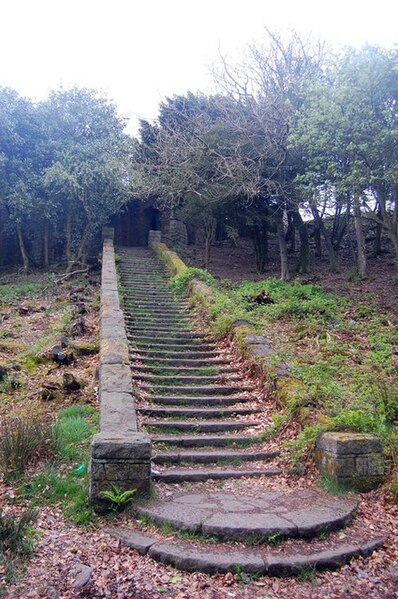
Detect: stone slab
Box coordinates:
(317, 432, 382, 455)
(99, 363, 133, 395)
(134, 490, 357, 541)
(148, 542, 266, 575)
(106, 527, 157, 554)
(91, 432, 151, 460)
(100, 339, 130, 365)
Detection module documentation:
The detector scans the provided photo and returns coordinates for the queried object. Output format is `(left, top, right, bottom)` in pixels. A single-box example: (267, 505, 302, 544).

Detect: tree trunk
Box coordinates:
(372, 207, 383, 258)
(44, 223, 49, 268)
(66, 226, 89, 273)
(276, 208, 290, 281)
(311, 203, 337, 272)
(203, 216, 216, 269)
(252, 221, 268, 274)
(285, 211, 296, 252)
(17, 226, 29, 272)
(66, 209, 72, 263)
(292, 210, 310, 273)
(353, 197, 367, 278)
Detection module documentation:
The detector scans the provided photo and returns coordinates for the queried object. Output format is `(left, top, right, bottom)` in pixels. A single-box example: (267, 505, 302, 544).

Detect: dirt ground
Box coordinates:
(185, 236, 398, 317)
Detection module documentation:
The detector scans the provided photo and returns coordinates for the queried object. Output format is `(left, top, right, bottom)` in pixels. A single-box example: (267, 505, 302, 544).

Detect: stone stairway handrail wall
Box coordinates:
(89, 232, 151, 512)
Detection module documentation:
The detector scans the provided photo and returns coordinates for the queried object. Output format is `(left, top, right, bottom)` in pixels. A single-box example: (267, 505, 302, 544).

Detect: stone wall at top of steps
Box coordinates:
(89, 231, 151, 513)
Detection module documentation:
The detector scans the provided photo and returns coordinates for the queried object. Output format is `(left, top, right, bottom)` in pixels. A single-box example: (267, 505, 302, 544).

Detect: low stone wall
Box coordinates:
(89, 231, 151, 513)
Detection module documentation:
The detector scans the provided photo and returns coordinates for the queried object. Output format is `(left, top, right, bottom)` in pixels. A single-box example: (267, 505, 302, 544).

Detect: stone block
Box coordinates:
(317, 432, 382, 455)
(99, 363, 133, 395)
(100, 391, 137, 433)
(100, 338, 130, 365)
(316, 432, 384, 492)
(91, 432, 151, 460)
(102, 227, 115, 241)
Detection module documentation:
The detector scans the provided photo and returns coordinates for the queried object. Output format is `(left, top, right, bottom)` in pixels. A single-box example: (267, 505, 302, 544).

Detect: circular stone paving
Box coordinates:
(136, 490, 358, 541)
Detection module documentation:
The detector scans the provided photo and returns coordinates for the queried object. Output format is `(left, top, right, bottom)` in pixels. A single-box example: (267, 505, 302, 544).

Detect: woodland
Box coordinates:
(0, 32, 397, 280)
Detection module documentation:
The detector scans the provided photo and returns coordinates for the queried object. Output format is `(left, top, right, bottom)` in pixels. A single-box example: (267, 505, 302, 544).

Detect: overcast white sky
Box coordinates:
(1, 0, 397, 134)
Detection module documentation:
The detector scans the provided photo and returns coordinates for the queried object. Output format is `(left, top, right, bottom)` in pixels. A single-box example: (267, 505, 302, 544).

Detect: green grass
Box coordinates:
(18, 404, 97, 525)
(0, 275, 56, 303)
(0, 508, 37, 587)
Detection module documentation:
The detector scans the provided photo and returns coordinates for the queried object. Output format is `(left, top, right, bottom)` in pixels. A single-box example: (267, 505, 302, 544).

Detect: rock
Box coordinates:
(0, 365, 8, 381)
(69, 562, 93, 589)
(76, 302, 87, 315)
(10, 378, 21, 390)
(42, 382, 62, 401)
(70, 317, 87, 336)
(60, 336, 69, 348)
(51, 346, 74, 365)
(63, 372, 81, 392)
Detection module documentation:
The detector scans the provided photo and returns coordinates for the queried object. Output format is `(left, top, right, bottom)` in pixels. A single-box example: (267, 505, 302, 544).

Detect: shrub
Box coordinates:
(0, 418, 49, 480)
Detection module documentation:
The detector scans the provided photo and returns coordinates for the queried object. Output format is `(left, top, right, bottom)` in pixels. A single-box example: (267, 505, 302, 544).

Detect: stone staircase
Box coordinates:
(112, 246, 386, 576)
(118, 246, 280, 484)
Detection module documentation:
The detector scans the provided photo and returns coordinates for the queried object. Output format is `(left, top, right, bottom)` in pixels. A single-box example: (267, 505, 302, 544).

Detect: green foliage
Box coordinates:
(389, 472, 398, 503)
(100, 484, 136, 509)
(319, 474, 352, 496)
(20, 465, 91, 525)
(52, 405, 96, 461)
(0, 418, 49, 480)
(0, 275, 56, 303)
(17, 404, 97, 525)
(0, 508, 37, 586)
(0, 509, 36, 557)
(169, 267, 216, 294)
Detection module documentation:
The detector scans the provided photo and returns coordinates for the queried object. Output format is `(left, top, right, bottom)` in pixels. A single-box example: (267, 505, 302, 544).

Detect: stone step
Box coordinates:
(130, 341, 217, 351)
(128, 336, 209, 346)
(127, 321, 192, 330)
(144, 420, 259, 433)
(152, 467, 281, 483)
(146, 395, 252, 406)
(125, 306, 186, 313)
(134, 374, 241, 385)
(132, 350, 219, 359)
(136, 490, 358, 541)
(126, 316, 190, 324)
(135, 357, 231, 367)
(140, 407, 261, 418)
(151, 434, 261, 447)
(145, 384, 252, 396)
(132, 365, 237, 375)
(152, 449, 279, 464)
(107, 528, 385, 576)
(123, 300, 189, 310)
(127, 330, 209, 339)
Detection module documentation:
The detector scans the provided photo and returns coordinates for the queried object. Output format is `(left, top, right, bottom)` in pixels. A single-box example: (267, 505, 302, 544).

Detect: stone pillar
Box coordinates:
(102, 226, 115, 242)
(89, 235, 151, 513)
(148, 230, 162, 249)
(315, 432, 384, 492)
